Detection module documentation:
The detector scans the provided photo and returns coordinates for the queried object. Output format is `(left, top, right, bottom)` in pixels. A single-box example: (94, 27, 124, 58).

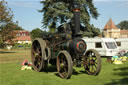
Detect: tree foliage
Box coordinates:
(30, 28, 43, 40)
(0, 0, 13, 25)
(40, 0, 99, 29)
(0, 23, 15, 41)
(117, 20, 128, 30)
(12, 23, 23, 30)
(0, 0, 15, 46)
(0, 22, 23, 41)
(83, 24, 101, 37)
(48, 23, 57, 33)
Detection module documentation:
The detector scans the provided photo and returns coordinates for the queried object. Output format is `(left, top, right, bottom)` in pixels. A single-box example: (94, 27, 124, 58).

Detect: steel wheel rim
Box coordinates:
(84, 51, 98, 74)
(57, 53, 69, 78)
(31, 41, 43, 71)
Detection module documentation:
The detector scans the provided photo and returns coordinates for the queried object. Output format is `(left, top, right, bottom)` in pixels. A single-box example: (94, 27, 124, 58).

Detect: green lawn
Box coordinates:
(0, 49, 30, 63)
(0, 49, 128, 85)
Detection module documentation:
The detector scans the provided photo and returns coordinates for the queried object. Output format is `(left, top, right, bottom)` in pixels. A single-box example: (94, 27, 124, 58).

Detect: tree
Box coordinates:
(91, 24, 101, 37)
(83, 24, 101, 37)
(11, 22, 23, 30)
(30, 28, 43, 40)
(0, 22, 23, 39)
(48, 22, 57, 33)
(117, 20, 128, 30)
(0, 0, 14, 44)
(0, 23, 16, 43)
(0, 0, 13, 26)
(40, 0, 99, 29)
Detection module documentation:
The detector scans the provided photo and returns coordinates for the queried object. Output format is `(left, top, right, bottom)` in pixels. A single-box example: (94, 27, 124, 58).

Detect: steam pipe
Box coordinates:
(71, 1, 81, 38)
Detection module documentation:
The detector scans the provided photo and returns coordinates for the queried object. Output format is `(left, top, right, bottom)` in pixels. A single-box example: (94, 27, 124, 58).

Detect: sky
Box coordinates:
(1, 0, 128, 31)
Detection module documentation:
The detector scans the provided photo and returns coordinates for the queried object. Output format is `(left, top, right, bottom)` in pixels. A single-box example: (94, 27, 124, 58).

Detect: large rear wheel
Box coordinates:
(57, 51, 73, 79)
(31, 38, 47, 72)
(83, 49, 101, 75)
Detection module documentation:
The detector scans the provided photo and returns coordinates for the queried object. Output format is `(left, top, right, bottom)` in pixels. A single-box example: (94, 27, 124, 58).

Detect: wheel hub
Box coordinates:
(60, 63, 65, 68)
(90, 59, 95, 65)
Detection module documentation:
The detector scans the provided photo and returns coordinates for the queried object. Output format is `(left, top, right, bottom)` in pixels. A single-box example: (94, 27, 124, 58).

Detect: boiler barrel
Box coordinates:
(61, 38, 86, 54)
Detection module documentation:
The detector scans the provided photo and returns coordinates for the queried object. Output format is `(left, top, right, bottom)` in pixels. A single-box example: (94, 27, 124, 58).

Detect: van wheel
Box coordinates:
(83, 49, 101, 75)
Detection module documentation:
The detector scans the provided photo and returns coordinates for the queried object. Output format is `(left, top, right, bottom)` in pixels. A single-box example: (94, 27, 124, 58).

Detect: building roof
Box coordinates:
(104, 18, 118, 30)
(13, 30, 30, 36)
(13, 30, 29, 33)
(120, 30, 128, 35)
(13, 36, 31, 41)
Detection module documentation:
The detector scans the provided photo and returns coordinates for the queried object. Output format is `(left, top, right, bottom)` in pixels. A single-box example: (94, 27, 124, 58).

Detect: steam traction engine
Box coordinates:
(31, 0, 101, 79)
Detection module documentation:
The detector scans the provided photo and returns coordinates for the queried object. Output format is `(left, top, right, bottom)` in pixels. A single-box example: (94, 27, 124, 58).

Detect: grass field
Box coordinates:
(0, 49, 128, 85)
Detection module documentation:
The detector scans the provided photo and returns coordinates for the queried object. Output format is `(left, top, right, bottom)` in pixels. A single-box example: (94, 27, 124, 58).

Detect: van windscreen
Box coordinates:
(105, 42, 117, 49)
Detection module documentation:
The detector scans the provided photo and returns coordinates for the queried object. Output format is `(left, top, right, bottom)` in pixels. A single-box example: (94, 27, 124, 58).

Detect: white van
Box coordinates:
(115, 38, 128, 51)
(82, 37, 119, 57)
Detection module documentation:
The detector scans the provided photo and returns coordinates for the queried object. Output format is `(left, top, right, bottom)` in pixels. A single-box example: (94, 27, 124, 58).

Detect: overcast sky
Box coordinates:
(2, 0, 128, 31)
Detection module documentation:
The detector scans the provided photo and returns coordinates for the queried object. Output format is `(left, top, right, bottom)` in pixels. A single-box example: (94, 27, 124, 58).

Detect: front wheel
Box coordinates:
(83, 49, 101, 75)
(57, 51, 73, 79)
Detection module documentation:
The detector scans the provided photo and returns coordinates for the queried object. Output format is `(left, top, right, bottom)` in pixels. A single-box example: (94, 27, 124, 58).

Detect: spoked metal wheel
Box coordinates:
(83, 49, 101, 75)
(31, 38, 47, 72)
(57, 51, 73, 79)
